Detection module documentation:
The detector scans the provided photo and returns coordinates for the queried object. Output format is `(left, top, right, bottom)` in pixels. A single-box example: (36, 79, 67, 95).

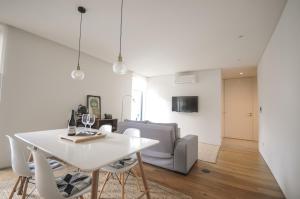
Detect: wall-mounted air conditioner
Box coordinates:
(175, 71, 198, 84)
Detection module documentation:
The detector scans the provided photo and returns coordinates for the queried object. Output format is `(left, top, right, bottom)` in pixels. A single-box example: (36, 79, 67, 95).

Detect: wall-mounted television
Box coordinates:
(172, 96, 198, 112)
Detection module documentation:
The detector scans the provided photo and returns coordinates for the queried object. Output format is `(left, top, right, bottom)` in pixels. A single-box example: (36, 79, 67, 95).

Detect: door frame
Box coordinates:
(221, 77, 259, 141)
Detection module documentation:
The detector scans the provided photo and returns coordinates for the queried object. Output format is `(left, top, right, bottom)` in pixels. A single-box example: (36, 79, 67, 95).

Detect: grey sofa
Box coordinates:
(117, 120, 198, 174)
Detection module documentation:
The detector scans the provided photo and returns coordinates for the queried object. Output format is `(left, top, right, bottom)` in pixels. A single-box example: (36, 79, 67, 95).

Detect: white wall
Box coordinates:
(0, 26, 132, 168)
(0, 24, 7, 102)
(145, 69, 222, 145)
(258, 0, 300, 198)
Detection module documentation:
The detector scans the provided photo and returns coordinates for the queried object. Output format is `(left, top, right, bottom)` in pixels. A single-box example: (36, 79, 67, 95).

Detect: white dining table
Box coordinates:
(15, 129, 159, 199)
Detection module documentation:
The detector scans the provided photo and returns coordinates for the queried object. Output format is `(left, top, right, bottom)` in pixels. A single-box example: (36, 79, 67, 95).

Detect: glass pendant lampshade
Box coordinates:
(113, 55, 127, 74)
(71, 68, 85, 80)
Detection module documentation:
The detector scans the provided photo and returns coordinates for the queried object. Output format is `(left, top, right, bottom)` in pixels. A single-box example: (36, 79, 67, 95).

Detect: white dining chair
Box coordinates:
(99, 128, 142, 199)
(6, 135, 64, 199)
(123, 128, 140, 137)
(30, 148, 92, 199)
(99, 124, 112, 133)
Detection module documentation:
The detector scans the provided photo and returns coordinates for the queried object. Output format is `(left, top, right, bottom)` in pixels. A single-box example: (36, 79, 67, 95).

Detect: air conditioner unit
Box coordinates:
(175, 71, 198, 84)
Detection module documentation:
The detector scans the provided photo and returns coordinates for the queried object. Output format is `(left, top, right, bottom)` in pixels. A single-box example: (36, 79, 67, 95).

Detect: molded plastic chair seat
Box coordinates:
(99, 124, 113, 133)
(30, 148, 92, 199)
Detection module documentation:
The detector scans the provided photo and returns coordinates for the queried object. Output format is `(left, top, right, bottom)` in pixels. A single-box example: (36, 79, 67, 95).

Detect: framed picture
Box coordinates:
(87, 95, 101, 119)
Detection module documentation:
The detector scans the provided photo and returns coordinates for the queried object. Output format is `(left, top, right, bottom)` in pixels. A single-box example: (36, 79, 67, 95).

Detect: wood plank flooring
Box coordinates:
(0, 138, 285, 199)
(139, 138, 285, 199)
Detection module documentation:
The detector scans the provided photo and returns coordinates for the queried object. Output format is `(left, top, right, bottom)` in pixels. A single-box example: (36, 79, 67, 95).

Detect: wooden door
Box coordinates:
(224, 77, 257, 140)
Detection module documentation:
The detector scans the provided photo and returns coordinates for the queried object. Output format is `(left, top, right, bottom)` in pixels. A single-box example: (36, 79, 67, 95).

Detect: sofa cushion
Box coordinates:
(148, 122, 179, 139)
(142, 150, 173, 159)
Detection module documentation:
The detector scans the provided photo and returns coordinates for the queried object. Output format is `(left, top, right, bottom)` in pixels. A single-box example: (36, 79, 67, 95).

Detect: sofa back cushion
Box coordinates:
(124, 119, 149, 124)
(148, 122, 179, 139)
(118, 122, 177, 158)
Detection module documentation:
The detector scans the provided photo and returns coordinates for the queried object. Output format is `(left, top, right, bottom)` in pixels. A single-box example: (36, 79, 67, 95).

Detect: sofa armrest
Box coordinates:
(174, 135, 198, 174)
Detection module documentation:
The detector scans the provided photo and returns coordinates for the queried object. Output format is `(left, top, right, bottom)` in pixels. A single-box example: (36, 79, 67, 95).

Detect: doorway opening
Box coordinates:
(131, 74, 147, 121)
(222, 67, 258, 141)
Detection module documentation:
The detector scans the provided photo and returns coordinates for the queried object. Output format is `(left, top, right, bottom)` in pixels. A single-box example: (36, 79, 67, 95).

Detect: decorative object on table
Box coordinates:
(87, 114, 96, 132)
(76, 104, 88, 118)
(77, 118, 118, 131)
(59, 132, 106, 143)
(121, 95, 135, 121)
(82, 114, 89, 129)
(112, 0, 128, 74)
(76, 128, 99, 136)
(68, 110, 77, 136)
(104, 113, 112, 119)
(87, 95, 101, 118)
(71, 6, 86, 80)
(80, 114, 96, 134)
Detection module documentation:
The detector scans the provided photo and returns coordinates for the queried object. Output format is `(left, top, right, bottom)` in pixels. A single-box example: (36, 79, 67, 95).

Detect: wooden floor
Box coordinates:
(0, 138, 285, 199)
(140, 138, 285, 199)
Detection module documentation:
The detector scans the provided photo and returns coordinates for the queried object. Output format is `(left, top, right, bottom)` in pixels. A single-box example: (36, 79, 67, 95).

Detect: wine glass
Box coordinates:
(87, 114, 95, 133)
(82, 114, 89, 132)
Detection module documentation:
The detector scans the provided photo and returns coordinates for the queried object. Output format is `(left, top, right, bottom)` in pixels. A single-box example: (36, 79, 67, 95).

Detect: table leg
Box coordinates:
(91, 170, 99, 199)
(136, 152, 151, 199)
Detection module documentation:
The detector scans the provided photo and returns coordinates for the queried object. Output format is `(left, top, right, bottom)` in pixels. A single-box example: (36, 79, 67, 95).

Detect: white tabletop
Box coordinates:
(15, 129, 159, 171)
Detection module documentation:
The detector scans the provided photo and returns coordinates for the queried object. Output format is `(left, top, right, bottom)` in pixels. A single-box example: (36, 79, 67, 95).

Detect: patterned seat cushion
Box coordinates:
(109, 157, 137, 169)
(102, 157, 138, 173)
(28, 158, 63, 172)
(56, 172, 91, 198)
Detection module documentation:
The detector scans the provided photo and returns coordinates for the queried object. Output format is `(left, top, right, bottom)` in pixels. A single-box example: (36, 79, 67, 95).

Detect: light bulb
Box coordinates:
(113, 61, 127, 75)
(71, 69, 85, 80)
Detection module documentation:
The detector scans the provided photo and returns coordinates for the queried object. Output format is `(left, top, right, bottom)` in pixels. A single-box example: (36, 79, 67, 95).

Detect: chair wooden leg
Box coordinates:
(98, 172, 111, 199)
(131, 169, 142, 192)
(79, 196, 84, 199)
(17, 177, 25, 195)
(27, 152, 33, 162)
(9, 176, 21, 199)
(121, 173, 125, 199)
(21, 177, 29, 199)
(115, 173, 122, 185)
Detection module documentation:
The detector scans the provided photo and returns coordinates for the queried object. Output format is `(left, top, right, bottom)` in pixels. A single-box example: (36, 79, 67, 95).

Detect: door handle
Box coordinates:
(248, 113, 253, 116)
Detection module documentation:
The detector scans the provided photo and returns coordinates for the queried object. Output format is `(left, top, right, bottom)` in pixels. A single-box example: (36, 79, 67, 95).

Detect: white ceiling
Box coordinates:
(0, 0, 286, 77)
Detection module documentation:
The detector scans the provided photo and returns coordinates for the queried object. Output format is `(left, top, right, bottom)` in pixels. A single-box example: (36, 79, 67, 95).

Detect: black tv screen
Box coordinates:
(172, 96, 198, 112)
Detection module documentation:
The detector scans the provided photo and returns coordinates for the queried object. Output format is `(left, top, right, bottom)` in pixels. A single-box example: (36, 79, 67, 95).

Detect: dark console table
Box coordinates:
(77, 118, 118, 132)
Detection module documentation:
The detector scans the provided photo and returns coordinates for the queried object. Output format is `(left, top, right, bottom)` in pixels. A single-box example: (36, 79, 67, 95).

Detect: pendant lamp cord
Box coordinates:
(77, 12, 83, 70)
(119, 0, 124, 58)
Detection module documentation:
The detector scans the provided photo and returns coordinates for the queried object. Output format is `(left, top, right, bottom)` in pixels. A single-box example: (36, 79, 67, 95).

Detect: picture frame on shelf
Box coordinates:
(87, 95, 101, 119)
